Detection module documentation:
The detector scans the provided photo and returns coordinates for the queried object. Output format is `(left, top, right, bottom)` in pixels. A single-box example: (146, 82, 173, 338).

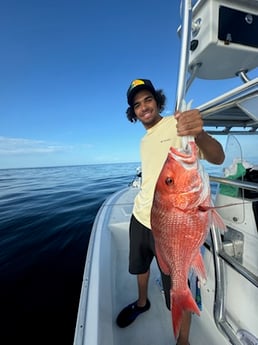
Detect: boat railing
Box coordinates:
(210, 175, 258, 193)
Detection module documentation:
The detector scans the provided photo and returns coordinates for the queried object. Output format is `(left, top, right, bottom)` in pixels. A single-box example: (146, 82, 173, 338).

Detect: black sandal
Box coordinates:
(116, 299, 151, 328)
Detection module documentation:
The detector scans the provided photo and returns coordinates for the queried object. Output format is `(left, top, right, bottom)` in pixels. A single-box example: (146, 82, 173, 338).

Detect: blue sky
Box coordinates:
(0, 0, 257, 169)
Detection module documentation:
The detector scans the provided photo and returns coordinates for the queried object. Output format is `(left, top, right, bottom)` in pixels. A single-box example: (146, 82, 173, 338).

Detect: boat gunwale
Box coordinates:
(73, 187, 131, 345)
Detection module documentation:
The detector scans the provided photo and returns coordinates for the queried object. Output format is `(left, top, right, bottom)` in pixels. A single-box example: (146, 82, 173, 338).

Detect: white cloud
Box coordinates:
(0, 136, 71, 155)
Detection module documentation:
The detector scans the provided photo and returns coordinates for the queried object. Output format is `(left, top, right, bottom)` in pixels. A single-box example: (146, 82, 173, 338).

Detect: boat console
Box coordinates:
(188, 0, 258, 80)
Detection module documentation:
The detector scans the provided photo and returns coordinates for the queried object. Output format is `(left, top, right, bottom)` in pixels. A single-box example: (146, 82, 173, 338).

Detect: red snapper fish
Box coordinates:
(150, 140, 225, 339)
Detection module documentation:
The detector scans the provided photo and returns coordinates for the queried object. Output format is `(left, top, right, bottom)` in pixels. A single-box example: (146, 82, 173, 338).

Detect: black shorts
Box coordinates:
(129, 214, 171, 309)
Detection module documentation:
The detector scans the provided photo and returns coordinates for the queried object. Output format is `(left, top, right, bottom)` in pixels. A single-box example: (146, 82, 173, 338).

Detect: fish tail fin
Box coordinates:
(171, 287, 200, 339)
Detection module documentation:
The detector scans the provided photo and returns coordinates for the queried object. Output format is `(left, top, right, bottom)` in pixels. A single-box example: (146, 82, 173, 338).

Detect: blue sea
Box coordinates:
(0, 161, 227, 344)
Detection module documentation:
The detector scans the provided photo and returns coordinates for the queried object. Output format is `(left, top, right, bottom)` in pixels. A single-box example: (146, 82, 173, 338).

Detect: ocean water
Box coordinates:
(0, 160, 240, 344)
(0, 162, 140, 345)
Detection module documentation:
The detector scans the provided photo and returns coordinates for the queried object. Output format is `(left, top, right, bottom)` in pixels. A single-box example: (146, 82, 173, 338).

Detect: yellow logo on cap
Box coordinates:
(130, 79, 145, 90)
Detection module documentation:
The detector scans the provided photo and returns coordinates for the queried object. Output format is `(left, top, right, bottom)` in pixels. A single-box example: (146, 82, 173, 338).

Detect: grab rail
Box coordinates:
(209, 175, 258, 193)
(219, 250, 258, 288)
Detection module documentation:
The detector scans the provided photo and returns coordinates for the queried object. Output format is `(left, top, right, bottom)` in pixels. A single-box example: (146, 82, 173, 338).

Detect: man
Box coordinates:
(116, 79, 225, 345)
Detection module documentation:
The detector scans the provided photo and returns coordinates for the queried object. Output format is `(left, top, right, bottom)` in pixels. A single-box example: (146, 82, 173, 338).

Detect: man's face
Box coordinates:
(132, 90, 161, 129)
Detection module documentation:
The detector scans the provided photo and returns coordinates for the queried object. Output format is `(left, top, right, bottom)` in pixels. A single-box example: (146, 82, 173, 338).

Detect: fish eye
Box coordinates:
(165, 177, 173, 185)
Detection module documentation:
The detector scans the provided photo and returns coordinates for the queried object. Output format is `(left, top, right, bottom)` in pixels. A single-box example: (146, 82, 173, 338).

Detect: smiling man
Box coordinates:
(116, 78, 225, 345)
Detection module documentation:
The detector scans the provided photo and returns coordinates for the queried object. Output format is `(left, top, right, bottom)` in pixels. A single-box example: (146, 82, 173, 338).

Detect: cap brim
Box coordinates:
(128, 85, 155, 106)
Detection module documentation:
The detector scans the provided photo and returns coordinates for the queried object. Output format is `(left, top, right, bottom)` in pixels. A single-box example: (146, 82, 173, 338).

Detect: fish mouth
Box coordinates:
(169, 142, 197, 166)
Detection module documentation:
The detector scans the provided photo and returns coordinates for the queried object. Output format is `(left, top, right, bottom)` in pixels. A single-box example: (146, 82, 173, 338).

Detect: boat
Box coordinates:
(73, 0, 258, 344)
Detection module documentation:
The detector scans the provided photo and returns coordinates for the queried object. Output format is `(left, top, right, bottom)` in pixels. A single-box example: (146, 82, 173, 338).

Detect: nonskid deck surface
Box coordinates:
(105, 187, 175, 345)
(110, 222, 176, 345)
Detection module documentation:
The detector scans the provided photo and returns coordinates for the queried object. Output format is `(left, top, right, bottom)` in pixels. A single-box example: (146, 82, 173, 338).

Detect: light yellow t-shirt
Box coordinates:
(133, 115, 182, 229)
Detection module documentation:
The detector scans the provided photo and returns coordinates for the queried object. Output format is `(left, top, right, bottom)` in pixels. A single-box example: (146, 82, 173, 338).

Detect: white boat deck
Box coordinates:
(108, 187, 176, 344)
(74, 186, 240, 345)
(74, 187, 177, 345)
(110, 221, 175, 345)
(105, 188, 233, 345)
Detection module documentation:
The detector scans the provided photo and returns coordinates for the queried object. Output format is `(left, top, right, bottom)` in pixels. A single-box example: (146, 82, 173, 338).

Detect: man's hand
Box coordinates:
(174, 109, 203, 138)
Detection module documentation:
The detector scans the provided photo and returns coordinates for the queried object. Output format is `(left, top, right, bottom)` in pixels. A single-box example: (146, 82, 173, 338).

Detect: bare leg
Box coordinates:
(176, 310, 191, 345)
(136, 270, 150, 307)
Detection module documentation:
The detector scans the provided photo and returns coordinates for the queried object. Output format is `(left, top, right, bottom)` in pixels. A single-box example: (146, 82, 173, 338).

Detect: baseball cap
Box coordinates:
(127, 79, 156, 106)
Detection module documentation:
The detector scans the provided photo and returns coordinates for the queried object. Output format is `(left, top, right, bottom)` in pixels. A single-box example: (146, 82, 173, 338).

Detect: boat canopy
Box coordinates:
(199, 77, 258, 134)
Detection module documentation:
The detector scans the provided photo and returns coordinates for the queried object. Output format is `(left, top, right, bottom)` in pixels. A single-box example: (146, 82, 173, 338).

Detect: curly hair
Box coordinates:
(126, 89, 166, 123)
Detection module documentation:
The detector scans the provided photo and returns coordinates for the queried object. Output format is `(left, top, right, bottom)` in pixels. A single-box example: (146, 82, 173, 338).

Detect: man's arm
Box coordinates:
(194, 130, 225, 165)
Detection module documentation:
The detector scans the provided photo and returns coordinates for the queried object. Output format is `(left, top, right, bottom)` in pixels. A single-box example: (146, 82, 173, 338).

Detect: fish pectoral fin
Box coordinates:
(191, 251, 206, 281)
(155, 244, 170, 276)
(171, 287, 200, 339)
(211, 209, 227, 233)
